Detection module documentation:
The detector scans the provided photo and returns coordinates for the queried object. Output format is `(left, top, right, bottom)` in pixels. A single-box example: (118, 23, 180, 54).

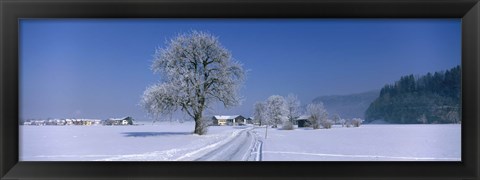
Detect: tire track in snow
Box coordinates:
(98, 128, 246, 161)
(195, 127, 261, 161)
(95, 127, 262, 161)
(173, 128, 247, 161)
(249, 129, 263, 161)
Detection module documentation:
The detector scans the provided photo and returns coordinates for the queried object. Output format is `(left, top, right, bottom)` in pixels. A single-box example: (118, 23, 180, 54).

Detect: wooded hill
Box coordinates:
(365, 66, 461, 124)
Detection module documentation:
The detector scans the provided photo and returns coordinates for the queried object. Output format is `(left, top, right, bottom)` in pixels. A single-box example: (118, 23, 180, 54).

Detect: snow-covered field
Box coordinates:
(19, 123, 460, 161)
(20, 121, 251, 161)
(256, 124, 461, 161)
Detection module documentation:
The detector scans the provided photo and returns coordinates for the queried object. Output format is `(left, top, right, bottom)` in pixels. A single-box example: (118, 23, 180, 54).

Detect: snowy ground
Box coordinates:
(20, 123, 460, 161)
(255, 124, 461, 161)
(20, 121, 256, 161)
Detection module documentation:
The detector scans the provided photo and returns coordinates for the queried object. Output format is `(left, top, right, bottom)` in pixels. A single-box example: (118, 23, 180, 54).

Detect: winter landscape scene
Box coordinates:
(20, 19, 461, 161)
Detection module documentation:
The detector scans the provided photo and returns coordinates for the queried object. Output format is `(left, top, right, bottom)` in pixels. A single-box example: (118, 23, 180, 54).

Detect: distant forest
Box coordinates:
(365, 66, 461, 124)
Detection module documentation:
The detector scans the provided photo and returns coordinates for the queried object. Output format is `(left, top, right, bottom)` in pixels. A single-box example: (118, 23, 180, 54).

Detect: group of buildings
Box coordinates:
(210, 115, 363, 127)
(22, 117, 134, 126)
(211, 115, 253, 126)
(23, 115, 362, 127)
(210, 115, 311, 127)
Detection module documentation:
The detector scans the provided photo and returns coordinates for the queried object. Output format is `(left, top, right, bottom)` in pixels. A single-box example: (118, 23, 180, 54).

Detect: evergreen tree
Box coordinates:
(365, 66, 461, 124)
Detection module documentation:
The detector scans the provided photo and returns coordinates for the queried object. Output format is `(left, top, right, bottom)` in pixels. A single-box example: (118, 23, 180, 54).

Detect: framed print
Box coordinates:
(1, 0, 479, 179)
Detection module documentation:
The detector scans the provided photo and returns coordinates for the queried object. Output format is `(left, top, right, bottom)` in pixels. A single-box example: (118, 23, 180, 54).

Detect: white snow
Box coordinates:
(20, 123, 461, 161)
(20, 121, 245, 161)
(255, 124, 461, 161)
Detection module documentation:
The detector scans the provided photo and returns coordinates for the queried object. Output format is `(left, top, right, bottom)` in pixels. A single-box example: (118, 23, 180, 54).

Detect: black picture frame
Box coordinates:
(1, 0, 479, 179)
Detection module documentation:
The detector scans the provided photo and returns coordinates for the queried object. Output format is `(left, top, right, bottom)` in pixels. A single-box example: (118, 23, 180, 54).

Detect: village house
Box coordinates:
(104, 116, 134, 126)
(43, 119, 64, 125)
(84, 120, 92, 126)
(24, 118, 102, 126)
(212, 115, 246, 126)
(93, 119, 102, 125)
(73, 119, 102, 126)
(65, 119, 73, 125)
(32, 120, 46, 126)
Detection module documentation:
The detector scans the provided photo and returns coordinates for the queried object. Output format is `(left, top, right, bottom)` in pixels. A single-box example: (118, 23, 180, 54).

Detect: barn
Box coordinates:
(295, 115, 311, 127)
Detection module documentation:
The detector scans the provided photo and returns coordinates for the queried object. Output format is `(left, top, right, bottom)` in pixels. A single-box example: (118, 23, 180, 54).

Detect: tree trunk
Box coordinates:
(194, 116, 202, 135)
(193, 113, 206, 135)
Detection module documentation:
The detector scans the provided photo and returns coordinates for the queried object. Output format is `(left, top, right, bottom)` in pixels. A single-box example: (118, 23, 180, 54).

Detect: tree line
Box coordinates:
(365, 65, 461, 124)
(253, 94, 362, 130)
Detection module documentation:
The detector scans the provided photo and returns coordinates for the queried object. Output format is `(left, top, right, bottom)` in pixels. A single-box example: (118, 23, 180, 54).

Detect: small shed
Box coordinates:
(296, 115, 311, 127)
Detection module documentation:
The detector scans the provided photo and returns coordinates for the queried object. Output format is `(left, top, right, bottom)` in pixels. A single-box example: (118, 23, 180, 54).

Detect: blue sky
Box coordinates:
(20, 19, 461, 120)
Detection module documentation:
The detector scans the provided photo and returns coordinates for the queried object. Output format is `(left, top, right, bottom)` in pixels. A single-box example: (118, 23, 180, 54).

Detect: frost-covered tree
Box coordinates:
(332, 114, 340, 125)
(285, 93, 301, 124)
(265, 95, 288, 128)
(445, 110, 460, 124)
(340, 118, 346, 127)
(253, 101, 267, 126)
(141, 31, 245, 135)
(306, 103, 328, 129)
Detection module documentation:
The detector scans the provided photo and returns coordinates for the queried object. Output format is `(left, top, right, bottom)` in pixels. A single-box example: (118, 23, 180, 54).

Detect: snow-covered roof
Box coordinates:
(213, 115, 240, 120)
(109, 117, 131, 121)
(296, 115, 310, 120)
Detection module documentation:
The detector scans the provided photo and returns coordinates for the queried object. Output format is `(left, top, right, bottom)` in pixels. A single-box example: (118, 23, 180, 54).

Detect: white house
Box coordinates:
(212, 115, 246, 126)
(104, 117, 134, 125)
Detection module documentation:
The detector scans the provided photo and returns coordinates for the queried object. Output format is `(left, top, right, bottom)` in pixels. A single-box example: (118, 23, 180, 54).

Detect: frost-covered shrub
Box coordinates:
(345, 119, 352, 128)
(282, 121, 294, 130)
(320, 120, 333, 129)
(307, 103, 328, 130)
(340, 119, 346, 127)
(352, 118, 362, 127)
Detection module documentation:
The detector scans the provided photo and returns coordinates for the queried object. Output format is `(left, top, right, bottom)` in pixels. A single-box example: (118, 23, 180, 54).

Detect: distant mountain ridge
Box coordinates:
(312, 90, 380, 119)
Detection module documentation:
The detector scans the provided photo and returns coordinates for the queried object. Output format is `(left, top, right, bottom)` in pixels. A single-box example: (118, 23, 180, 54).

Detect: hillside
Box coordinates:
(365, 66, 461, 124)
(312, 90, 380, 119)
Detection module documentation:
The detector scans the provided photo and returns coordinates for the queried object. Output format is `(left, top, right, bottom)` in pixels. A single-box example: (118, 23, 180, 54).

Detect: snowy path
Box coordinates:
(93, 126, 262, 161)
(20, 123, 267, 161)
(195, 127, 262, 161)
